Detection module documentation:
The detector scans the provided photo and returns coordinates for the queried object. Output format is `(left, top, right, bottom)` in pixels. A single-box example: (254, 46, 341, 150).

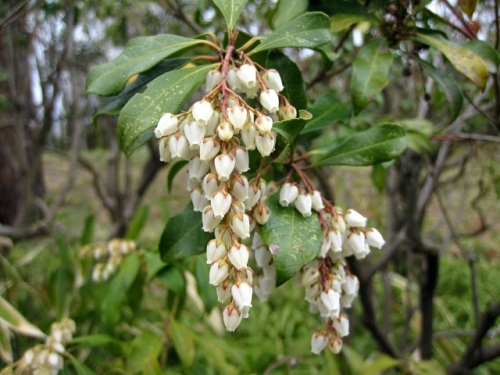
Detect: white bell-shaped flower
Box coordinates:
(278, 103, 297, 120)
(168, 133, 189, 159)
(191, 100, 213, 125)
(255, 115, 273, 134)
(214, 153, 236, 181)
(345, 209, 367, 228)
(216, 279, 233, 303)
(319, 237, 331, 258)
(331, 213, 347, 233)
(311, 190, 324, 211)
(228, 242, 250, 270)
(227, 105, 248, 131)
(233, 146, 250, 173)
(230, 212, 250, 239)
(295, 193, 313, 217)
(320, 289, 340, 315)
(329, 336, 343, 354)
(211, 190, 232, 219)
(231, 281, 253, 309)
(254, 247, 272, 268)
(263, 69, 284, 92)
(184, 121, 206, 149)
(279, 183, 299, 207)
(347, 231, 367, 257)
(253, 201, 270, 225)
(202, 205, 222, 232)
(301, 266, 320, 287)
(209, 260, 229, 286)
(333, 315, 350, 337)
(342, 274, 360, 296)
(188, 157, 209, 183)
(190, 187, 209, 212)
(237, 64, 257, 88)
(244, 184, 261, 210)
(226, 67, 241, 91)
(241, 122, 258, 150)
(222, 304, 243, 332)
(260, 89, 280, 113)
(206, 110, 220, 135)
(155, 113, 178, 138)
(205, 69, 222, 92)
(217, 121, 234, 142)
(311, 332, 328, 355)
(206, 239, 227, 264)
(158, 138, 171, 162)
(202, 172, 222, 199)
(256, 132, 276, 157)
(365, 228, 385, 249)
(329, 230, 343, 253)
(199, 137, 221, 162)
(230, 175, 249, 201)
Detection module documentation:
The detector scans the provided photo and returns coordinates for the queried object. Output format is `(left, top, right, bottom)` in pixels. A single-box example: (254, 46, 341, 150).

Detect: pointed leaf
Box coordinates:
(302, 94, 351, 133)
(312, 124, 407, 166)
(159, 204, 213, 264)
(126, 204, 149, 240)
(460, 40, 499, 73)
(212, 0, 249, 30)
(273, 0, 308, 29)
(0, 322, 12, 363)
(250, 12, 331, 54)
(360, 354, 400, 375)
(68, 355, 98, 375)
(94, 58, 191, 119)
(0, 296, 45, 338)
(86, 35, 205, 95)
(118, 64, 216, 157)
(418, 59, 463, 121)
(351, 38, 394, 115)
(272, 117, 308, 163)
(416, 32, 488, 89)
(330, 11, 377, 33)
(260, 194, 323, 286)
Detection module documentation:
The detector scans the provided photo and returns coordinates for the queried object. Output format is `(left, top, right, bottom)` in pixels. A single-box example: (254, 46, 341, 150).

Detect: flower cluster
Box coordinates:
(280, 181, 385, 354)
(80, 238, 136, 282)
(19, 318, 76, 375)
(155, 52, 297, 331)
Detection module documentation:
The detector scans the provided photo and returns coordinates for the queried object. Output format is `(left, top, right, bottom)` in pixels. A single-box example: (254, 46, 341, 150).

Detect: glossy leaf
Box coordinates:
(212, 0, 249, 30)
(94, 58, 191, 119)
(159, 204, 212, 264)
(273, 0, 308, 29)
(250, 12, 331, 54)
(272, 117, 308, 163)
(330, 12, 377, 33)
(418, 59, 463, 121)
(118, 64, 216, 157)
(416, 32, 488, 89)
(302, 94, 351, 133)
(260, 194, 323, 286)
(0, 295, 45, 338)
(350, 38, 393, 115)
(460, 40, 499, 73)
(86, 35, 204, 96)
(265, 50, 307, 110)
(312, 124, 407, 166)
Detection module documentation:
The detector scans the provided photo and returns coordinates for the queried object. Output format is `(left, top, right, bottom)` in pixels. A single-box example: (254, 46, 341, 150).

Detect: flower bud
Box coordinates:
(311, 332, 328, 355)
(256, 132, 276, 157)
(253, 201, 270, 225)
(311, 191, 324, 211)
(211, 190, 232, 219)
(217, 121, 234, 142)
(241, 122, 258, 150)
(365, 228, 385, 249)
(190, 187, 209, 212)
(227, 105, 248, 131)
(295, 193, 313, 217)
(184, 121, 206, 149)
(228, 242, 250, 270)
(329, 336, 343, 354)
(206, 69, 222, 92)
(222, 304, 243, 332)
(255, 115, 273, 134)
(279, 183, 299, 207)
(260, 89, 280, 113)
(199, 137, 221, 162)
(263, 69, 284, 92)
(158, 138, 171, 162)
(209, 260, 229, 286)
(168, 133, 189, 159)
(214, 153, 236, 181)
(155, 113, 178, 138)
(231, 281, 253, 308)
(345, 209, 367, 228)
(206, 239, 227, 264)
(188, 157, 209, 182)
(278, 103, 297, 120)
(230, 212, 250, 239)
(202, 205, 222, 232)
(191, 100, 213, 125)
(237, 64, 257, 88)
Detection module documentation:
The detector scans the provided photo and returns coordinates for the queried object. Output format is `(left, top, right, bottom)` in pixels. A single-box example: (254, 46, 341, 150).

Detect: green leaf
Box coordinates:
(360, 354, 400, 375)
(272, 0, 308, 29)
(194, 255, 218, 311)
(415, 32, 488, 89)
(371, 164, 387, 193)
(170, 319, 196, 368)
(126, 330, 163, 374)
(350, 38, 393, 115)
(312, 124, 407, 166)
(68, 354, 98, 375)
(0, 322, 12, 363)
(330, 12, 377, 33)
(302, 94, 351, 133)
(159, 204, 213, 264)
(167, 160, 189, 193)
(460, 40, 499, 73)
(86, 35, 205, 96)
(80, 214, 95, 246)
(0, 295, 45, 338)
(260, 194, 323, 286)
(118, 64, 216, 157)
(250, 12, 331, 54)
(212, 0, 249, 31)
(266, 50, 307, 110)
(272, 117, 308, 163)
(418, 59, 463, 122)
(126, 204, 149, 240)
(93, 58, 191, 119)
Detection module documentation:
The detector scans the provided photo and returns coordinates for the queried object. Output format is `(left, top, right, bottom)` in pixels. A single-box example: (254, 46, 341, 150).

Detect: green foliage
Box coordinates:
(212, 0, 250, 31)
